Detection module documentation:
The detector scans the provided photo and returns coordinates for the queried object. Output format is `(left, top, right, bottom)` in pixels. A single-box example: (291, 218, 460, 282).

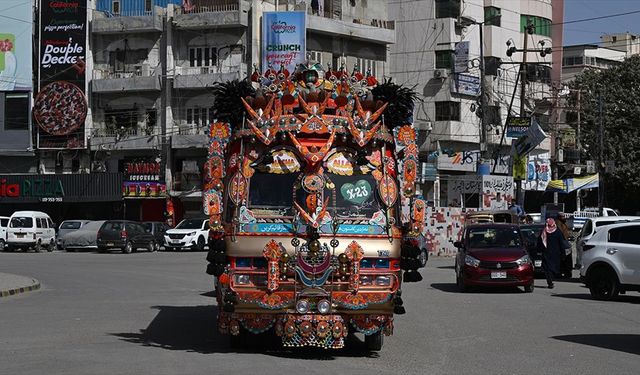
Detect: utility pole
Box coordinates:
(515, 23, 533, 207)
(479, 23, 487, 160)
(576, 90, 581, 211)
(598, 93, 604, 216)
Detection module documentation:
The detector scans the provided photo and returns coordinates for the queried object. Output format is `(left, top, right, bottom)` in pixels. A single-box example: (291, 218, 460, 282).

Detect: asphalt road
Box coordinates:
(1, 251, 638, 375)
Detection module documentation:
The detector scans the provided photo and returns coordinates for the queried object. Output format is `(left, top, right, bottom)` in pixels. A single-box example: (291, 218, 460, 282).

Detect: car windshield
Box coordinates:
(10, 217, 33, 228)
(143, 223, 153, 232)
(468, 227, 522, 248)
(60, 221, 83, 230)
(176, 219, 205, 230)
(520, 226, 543, 246)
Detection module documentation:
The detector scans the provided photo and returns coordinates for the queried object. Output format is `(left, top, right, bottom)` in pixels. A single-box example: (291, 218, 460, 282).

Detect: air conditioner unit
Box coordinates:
(434, 69, 449, 79)
(141, 64, 151, 76)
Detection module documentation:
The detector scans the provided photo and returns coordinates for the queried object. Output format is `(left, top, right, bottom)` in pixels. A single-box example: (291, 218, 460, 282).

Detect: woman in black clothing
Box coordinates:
(538, 218, 571, 289)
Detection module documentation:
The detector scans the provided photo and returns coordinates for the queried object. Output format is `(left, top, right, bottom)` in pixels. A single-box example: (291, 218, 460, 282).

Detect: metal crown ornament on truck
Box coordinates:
(204, 62, 425, 351)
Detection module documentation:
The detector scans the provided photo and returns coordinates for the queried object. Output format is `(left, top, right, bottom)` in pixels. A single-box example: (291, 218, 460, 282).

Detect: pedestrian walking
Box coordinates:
(508, 199, 525, 221)
(538, 218, 571, 289)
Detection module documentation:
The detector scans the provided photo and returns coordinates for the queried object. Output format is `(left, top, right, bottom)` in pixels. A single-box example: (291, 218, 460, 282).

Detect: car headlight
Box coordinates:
(317, 299, 331, 314)
(188, 231, 196, 236)
(375, 275, 392, 286)
(515, 254, 531, 266)
(233, 274, 251, 285)
(464, 255, 480, 268)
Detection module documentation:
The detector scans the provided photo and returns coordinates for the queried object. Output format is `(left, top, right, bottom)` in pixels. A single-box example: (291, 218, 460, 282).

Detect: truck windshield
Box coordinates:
(327, 173, 380, 219)
(249, 172, 298, 209)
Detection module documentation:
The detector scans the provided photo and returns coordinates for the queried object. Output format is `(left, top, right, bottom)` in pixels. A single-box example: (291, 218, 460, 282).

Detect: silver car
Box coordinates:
(575, 216, 640, 269)
(580, 222, 640, 300)
(57, 220, 91, 248)
(60, 221, 105, 252)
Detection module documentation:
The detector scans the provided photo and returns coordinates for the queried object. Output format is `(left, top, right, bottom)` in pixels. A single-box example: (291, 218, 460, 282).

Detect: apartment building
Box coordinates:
(390, 0, 560, 207)
(85, 0, 395, 221)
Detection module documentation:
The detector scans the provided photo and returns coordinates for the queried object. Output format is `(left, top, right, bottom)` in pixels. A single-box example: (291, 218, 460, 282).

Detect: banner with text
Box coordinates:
(36, 0, 88, 149)
(0, 0, 33, 91)
(262, 11, 306, 74)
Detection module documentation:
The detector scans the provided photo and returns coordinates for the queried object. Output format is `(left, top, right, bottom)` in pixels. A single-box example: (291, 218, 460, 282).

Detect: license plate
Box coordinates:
(491, 271, 507, 279)
(535, 260, 542, 267)
(106, 242, 114, 247)
(16, 233, 25, 238)
(172, 240, 181, 243)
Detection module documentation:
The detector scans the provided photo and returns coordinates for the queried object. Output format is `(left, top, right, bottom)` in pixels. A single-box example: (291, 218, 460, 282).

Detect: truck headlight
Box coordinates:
(296, 299, 310, 314)
(360, 275, 373, 285)
(375, 276, 392, 286)
(317, 299, 331, 314)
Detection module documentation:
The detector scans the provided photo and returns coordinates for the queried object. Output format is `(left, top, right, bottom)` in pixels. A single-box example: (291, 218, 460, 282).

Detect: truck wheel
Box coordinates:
(588, 267, 619, 301)
(123, 241, 133, 254)
(365, 331, 384, 351)
(229, 327, 246, 348)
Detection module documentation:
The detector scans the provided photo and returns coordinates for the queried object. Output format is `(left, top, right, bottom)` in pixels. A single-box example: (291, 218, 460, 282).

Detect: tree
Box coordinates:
(568, 55, 640, 212)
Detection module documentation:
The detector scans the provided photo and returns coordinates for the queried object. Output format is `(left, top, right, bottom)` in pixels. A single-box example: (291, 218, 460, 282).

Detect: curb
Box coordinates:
(0, 279, 41, 298)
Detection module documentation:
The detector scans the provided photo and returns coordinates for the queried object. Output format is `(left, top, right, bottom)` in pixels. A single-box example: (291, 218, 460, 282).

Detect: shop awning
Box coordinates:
(546, 174, 599, 193)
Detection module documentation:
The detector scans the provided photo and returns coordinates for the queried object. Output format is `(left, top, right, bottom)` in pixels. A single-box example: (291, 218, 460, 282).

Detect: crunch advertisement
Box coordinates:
(36, 0, 88, 149)
(262, 11, 306, 73)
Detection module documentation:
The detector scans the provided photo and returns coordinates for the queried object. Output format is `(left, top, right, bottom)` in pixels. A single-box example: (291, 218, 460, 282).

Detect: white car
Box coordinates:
(580, 222, 640, 300)
(575, 216, 640, 269)
(0, 216, 9, 251)
(6, 211, 56, 252)
(164, 218, 209, 251)
(570, 207, 619, 231)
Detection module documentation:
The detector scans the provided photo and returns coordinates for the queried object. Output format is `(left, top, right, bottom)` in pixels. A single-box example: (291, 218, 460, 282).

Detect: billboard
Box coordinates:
(262, 11, 306, 73)
(36, 0, 88, 149)
(0, 1, 32, 91)
(450, 73, 480, 96)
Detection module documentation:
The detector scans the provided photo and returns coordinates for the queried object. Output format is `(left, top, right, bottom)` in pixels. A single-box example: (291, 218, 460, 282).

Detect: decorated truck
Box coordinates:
(203, 63, 426, 350)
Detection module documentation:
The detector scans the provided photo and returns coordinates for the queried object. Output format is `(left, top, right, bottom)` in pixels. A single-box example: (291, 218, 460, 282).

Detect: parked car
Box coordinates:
(570, 207, 619, 231)
(60, 221, 105, 252)
(580, 222, 640, 300)
(0, 216, 9, 251)
(164, 217, 209, 251)
(520, 223, 545, 274)
(575, 216, 640, 269)
(454, 223, 534, 292)
(5, 211, 56, 252)
(143, 222, 169, 251)
(56, 220, 91, 248)
(96, 220, 158, 254)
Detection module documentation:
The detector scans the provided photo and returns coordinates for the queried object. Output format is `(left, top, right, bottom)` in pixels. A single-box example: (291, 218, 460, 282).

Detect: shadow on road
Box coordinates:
(552, 334, 640, 355)
(430, 283, 525, 294)
(111, 304, 379, 358)
(551, 293, 640, 304)
(436, 265, 455, 270)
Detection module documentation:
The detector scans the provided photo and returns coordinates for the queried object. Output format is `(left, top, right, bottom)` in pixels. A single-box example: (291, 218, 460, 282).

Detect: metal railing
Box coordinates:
(174, 64, 244, 76)
(176, 0, 239, 14)
(96, 8, 157, 18)
(176, 124, 208, 135)
(93, 65, 158, 80)
(92, 125, 159, 138)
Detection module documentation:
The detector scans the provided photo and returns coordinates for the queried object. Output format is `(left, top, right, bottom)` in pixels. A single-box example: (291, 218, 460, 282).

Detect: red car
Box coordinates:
(454, 223, 534, 293)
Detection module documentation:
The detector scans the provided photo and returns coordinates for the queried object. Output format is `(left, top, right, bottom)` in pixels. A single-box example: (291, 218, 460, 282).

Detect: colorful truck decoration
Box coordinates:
(204, 62, 425, 351)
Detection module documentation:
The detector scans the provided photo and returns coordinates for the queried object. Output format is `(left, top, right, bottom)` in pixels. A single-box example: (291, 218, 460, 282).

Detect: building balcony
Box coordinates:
(92, 68, 162, 93)
(173, 0, 249, 29)
(92, 7, 164, 34)
(172, 65, 246, 89)
(171, 124, 209, 149)
(90, 125, 161, 151)
(307, 11, 395, 45)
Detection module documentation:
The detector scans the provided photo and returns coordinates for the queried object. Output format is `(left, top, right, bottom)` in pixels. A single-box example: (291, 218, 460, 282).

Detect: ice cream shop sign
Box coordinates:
(0, 177, 64, 200)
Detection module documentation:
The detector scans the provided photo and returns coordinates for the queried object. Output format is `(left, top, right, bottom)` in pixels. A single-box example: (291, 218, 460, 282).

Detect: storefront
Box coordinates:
(0, 173, 123, 223)
(120, 158, 167, 222)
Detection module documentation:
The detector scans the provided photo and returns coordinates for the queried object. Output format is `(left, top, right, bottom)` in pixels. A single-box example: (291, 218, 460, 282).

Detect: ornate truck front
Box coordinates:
(204, 65, 425, 350)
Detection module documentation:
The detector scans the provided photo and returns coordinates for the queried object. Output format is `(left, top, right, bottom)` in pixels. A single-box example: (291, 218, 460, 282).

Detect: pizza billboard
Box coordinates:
(36, 0, 88, 149)
(0, 0, 33, 91)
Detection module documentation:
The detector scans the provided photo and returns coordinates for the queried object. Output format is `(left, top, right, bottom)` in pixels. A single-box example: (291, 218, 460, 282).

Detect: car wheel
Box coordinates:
(48, 240, 56, 252)
(66, 247, 74, 252)
(148, 241, 157, 253)
(524, 283, 534, 293)
(197, 236, 205, 252)
(0, 239, 5, 252)
(123, 241, 133, 254)
(588, 267, 620, 301)
(456, 267, 468, 293)
(154, 242, 161, 252)
(418, 249, 428, 268)
(364, 331, 384, 351)
(97, 246, 107, 253)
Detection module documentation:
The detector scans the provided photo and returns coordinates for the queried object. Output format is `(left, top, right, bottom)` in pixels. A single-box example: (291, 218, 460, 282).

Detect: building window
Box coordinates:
(4, 93, 29, 130)
(308, 50, 323, 65)
(521, 15, 552, 37)
(145, 0, 152, 13)
(186, 107, 215, 128)
(484, 7, 501, 26)
(435, 0, 460, 19)
(435, 101, 461, 121)
(357, 57, 376, 77)
(435, 50, 453, 69)
(112, 0, 120, 15)
(189, 47, 217, 68)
